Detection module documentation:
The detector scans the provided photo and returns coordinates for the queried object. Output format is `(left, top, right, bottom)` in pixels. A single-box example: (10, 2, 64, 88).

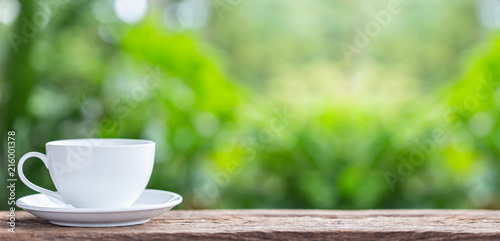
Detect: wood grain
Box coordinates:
(2, 209, 500, 240)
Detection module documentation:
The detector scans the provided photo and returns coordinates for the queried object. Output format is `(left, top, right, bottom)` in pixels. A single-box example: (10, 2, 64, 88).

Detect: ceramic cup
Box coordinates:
(18, 139, 155, 208)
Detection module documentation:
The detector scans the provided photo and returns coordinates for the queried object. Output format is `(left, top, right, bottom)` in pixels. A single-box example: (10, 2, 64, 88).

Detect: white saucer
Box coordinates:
(16, 189, 182, 227)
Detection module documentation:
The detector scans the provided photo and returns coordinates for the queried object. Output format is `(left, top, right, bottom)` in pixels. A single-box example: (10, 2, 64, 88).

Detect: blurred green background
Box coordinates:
(1, 0, 500, 210)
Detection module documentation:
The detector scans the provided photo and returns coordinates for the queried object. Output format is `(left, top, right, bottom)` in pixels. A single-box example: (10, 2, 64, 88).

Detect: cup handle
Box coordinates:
(18, 152, 68, 204)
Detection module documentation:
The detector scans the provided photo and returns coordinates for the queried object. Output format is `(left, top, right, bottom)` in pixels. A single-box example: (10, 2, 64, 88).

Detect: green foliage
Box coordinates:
(1, 0, 499, 210)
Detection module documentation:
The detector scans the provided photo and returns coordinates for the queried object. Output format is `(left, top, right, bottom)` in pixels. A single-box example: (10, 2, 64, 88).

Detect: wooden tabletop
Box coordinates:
(2, 209, 500, 240)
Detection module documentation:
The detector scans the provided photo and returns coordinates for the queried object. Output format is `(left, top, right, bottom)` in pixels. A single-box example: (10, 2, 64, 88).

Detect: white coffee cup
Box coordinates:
(18, 138, 155, 208)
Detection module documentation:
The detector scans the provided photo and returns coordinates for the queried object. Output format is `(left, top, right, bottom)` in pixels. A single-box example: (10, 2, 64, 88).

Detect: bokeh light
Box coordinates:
(478, 0, 500, 28)
(114, 0, 148, 24)
(163, 0, 210, 30)
(0, 0, 20, 25)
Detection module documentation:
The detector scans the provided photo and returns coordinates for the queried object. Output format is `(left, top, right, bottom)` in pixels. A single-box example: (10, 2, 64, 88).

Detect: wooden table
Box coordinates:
(2, 209, 500, 240)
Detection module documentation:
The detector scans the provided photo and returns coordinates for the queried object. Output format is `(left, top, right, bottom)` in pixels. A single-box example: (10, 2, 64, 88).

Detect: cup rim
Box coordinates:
(46, 138, 155, 147)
